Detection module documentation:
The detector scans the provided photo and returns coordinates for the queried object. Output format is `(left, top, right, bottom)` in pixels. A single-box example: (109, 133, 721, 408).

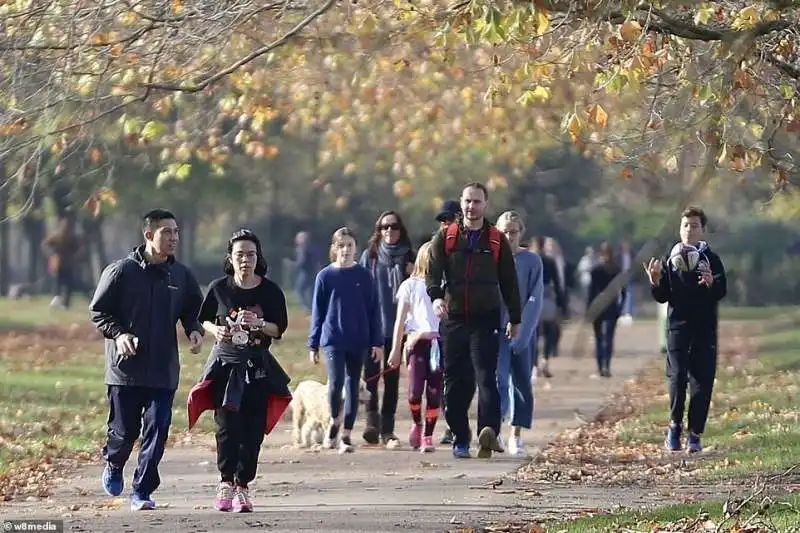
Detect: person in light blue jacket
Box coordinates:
(495, 211, 543, 456)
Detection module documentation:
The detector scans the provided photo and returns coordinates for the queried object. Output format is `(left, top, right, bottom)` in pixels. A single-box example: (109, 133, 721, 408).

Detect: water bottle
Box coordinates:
(429, 339, 441, 373)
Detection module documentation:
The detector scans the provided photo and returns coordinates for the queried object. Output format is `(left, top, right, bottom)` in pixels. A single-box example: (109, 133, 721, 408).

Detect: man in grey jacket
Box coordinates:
(90, 209, 204, 510)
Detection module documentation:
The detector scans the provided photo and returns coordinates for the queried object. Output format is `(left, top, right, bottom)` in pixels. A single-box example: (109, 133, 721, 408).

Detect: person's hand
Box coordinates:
(433, 298, 448, 319)
(388, 348, 402, 369)
(371, 346, 383, 363)
(506, 322, 520, 340)
(698, 262, 714, 287)
(644, 258, 662, 285)
(309, 350, 319, 365)
(188, 330, 204, 354)
(214, 325, 232, 343)
(238, 310, 261, 328)
(115, 333, 137, 358)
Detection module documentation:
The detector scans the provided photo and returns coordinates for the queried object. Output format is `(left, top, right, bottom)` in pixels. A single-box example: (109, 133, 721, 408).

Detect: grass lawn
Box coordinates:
(555, 493, 800, 532)
(615, 318, 800, 479)
(0, 295, 323, 497)
(548, 308, 800, 531)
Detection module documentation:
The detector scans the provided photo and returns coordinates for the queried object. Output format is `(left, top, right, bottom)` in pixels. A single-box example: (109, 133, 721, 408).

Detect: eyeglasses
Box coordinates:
(381, 223, 401, 231)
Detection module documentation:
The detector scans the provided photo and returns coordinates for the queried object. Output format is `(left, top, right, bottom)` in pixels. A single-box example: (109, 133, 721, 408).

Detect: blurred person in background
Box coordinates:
(42, 214, 83, 309)
(529, 237, 565, 378)
(576, 246, 597, 303)
(360, 211, 416, 448)
(293, 231, 318, 314)
(587, 242, 625, 378)
(618, 240, 635, 325)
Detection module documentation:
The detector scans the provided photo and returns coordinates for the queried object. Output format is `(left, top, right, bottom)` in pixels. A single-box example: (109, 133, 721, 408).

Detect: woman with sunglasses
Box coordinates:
(359, 211, 416, 448)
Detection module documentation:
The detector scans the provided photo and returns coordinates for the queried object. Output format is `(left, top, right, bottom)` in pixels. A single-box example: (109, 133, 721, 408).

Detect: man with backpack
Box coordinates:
(426, 182, 521, 459)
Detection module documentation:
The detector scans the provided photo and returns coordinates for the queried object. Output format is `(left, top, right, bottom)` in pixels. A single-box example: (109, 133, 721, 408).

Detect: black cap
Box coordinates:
(435, 200, 461, 222)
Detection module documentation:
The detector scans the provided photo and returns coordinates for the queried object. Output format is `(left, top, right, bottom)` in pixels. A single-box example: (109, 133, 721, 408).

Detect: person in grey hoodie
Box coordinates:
(360, 210, 416, 447)
(90, 209, 204, 511)
(495, 211, 543, 456)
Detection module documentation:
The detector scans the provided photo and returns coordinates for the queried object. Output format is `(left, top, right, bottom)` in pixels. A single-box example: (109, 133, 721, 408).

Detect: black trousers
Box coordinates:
(363, 338, 400, 436)
(666, 326, 718, 434)
(440, 311, 501, 447)
(102, 385, 175, 496)
(213, 377, 270, 487)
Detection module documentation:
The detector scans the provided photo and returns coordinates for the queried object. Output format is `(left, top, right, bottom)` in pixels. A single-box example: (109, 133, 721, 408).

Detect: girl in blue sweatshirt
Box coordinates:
(495, 211, 544, 457)
(308, 227, 383, 454)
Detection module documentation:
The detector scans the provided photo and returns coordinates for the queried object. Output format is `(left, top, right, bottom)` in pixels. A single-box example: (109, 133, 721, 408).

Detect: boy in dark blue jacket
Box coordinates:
(645, 206, 727, 453)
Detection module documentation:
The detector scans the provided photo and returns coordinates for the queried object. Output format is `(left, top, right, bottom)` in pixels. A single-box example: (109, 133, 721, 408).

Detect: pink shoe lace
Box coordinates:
(214, 482, 233, 512)
(421, 436, 435, 453)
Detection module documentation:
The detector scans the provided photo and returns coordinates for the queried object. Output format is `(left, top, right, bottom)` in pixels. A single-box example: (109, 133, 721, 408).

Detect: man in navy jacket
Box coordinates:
(90, 209, 204, 510)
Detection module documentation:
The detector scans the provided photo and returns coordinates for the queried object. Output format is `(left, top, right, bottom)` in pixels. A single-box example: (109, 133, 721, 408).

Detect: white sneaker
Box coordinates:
(508, 435, 527, 456)
(496, 434, 506, 453)
(338, 436, 354, 454)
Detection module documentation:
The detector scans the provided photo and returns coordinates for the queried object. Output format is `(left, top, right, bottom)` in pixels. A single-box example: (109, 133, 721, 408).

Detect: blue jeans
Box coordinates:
(295, 273, 314, 312)
(622, 283, 635, 316)
(593, 318, 619, 371)
(496, 336, 534, 429)
(324, 348, 366, 430)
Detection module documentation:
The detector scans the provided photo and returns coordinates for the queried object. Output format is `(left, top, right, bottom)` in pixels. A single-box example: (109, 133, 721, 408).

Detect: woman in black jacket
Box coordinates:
(587, 242, 626, 377)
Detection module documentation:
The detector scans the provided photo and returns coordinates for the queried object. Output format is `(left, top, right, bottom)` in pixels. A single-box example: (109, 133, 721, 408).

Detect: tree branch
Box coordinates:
(766, 52, 800, 80)
(139, 0, 337, 93)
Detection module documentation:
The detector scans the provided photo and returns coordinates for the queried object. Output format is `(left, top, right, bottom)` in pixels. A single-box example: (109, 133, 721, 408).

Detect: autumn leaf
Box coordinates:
(619, 20, 642, 43)
(620, 167, 634, 180)
(587, 104, 609, 128)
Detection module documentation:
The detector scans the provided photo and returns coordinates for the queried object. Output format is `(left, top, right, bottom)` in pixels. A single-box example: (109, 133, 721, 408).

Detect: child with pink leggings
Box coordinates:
(388, 242, 442, 452)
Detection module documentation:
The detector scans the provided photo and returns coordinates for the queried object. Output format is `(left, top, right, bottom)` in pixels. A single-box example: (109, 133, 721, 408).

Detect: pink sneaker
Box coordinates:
(409, 424, 422, 450)
(214, 482, 233, 512)
(421, 436, 435, 453)
(232, 485, 253, 513)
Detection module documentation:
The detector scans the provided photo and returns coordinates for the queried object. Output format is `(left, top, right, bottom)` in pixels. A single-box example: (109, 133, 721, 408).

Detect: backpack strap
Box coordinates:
(487, 225, 501, 263)
(443, 223, 459, 257)
(444, 223, 502, 264)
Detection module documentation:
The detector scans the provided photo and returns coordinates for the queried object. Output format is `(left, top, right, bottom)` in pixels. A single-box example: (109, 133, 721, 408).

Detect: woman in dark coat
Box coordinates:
(587, 242, 626, 377)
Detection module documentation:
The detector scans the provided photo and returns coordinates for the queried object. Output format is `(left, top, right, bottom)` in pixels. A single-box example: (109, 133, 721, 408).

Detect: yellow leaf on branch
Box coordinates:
(587, 104, 608, 128)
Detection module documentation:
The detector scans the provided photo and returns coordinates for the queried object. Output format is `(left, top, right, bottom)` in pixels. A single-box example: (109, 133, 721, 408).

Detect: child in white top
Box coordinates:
(388, 242, 441, 452)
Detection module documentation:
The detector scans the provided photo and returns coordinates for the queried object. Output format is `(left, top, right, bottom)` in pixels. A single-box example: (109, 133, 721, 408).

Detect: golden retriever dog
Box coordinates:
(290, 379, 369, 447)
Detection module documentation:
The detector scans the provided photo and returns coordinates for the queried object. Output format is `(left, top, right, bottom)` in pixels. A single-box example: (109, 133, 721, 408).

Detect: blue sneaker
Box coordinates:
(665, 424, 682, 451)
(101, 463, 124, 497)
(452, 443, 471, 458)
(130, 492, 156, 511)
(686, 432, 703, 453)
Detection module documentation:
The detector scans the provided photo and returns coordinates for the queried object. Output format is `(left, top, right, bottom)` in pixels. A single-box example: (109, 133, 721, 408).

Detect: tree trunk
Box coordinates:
(0, 160, 9, 296)
(82, 216, 108, 285)
(21, 217, 44, 284)
(182, 212, 197, 267)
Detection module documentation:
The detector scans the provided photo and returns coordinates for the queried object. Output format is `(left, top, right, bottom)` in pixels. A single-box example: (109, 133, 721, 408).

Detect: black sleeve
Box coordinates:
(89, 262, 126, 340)
(264, 281, 289, 339)
(180, 268, 204, 337)
(198, 281, 221, 325)
(709, 252, 727, 302)
(426, 228, 447, 301)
